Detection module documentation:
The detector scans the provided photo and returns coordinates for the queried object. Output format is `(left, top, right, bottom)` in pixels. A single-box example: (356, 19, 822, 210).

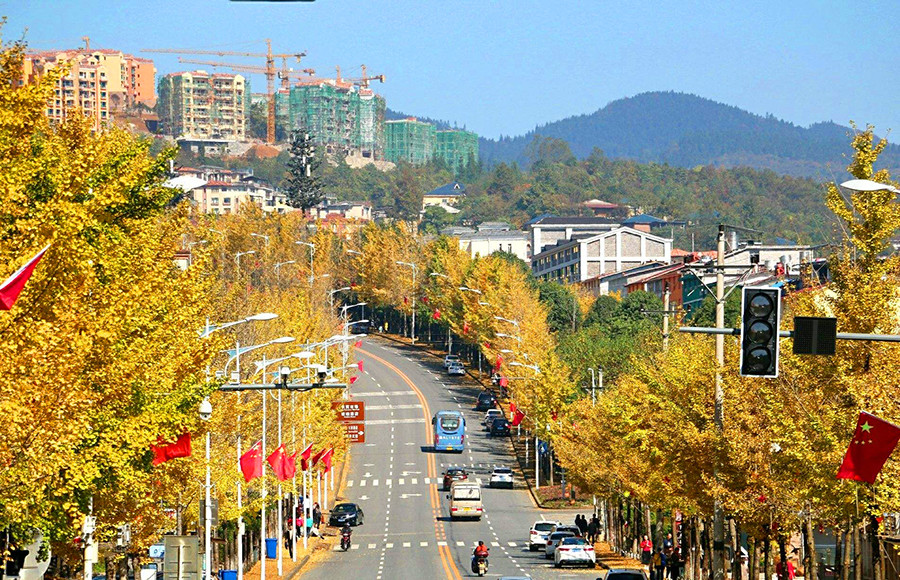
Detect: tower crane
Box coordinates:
(178, 58, 316, 89)
(336, 64, 385, 89)
(143, 39, 306, 144)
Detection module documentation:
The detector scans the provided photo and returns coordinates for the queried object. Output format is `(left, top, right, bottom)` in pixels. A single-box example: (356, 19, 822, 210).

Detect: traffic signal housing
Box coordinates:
(739, 286, 782, 378)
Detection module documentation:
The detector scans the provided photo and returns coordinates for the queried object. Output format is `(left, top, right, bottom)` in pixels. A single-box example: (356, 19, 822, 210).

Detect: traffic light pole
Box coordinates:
(713, 225, 726, 580)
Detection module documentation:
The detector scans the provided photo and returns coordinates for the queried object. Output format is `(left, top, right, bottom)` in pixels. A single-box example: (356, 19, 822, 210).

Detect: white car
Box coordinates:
(544, 531, 575, 559)
(448, 362, 465, 376)
(489, 466, 513, 488)
(529, 519, 560, 551)
(443, 354, 460, 368)
(554, 537, 596, 568)
(482, 409, 502, 427)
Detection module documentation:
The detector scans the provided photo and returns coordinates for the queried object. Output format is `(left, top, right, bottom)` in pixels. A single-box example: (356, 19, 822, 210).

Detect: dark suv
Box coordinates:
(475, 391, 497, 411)
(490, 417, 510, 436)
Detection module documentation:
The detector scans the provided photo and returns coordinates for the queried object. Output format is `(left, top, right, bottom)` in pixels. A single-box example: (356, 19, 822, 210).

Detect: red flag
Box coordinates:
(349, 375, 359, 384)
(240, 441, 263, 482)
(321, 448, 334, 473)
(484, 342, 491, 349)
(151, 432, 192, 466)
(511, 408, 525, 427)
(267, 445, 289, 481)
(284, 451, 297, 480)
(494, 357, 503, 371)
(403, 296, 409, 305)
(837, 411, 900, 484)
(299, 443, 314, 471)
(354, 340, 363, 348)
(311, 447, 326, 468)
(433, 309, 441, 320)
(510, 402, 517, 415)
(357, 360, 364, 372)
(421, 295, 429, 304)
(463, 322, 470, 334)
(0, 244, 50, 310)
(499, 376, 509, 388)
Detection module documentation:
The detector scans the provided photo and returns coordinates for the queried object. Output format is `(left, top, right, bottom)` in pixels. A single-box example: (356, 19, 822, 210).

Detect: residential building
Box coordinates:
(445, 222, 530, 262)
(385, 118, 435, 165)
(157, 71, 250, 142)
(276, 79, 385, 159)
(164, 165, 291, 214)
(526, 215, 622, 254)
(532, 227, 672, 285)
(310, 197, 372, 221)
(23, 47, 156, 131)
(582, 199, 626, 218)
(422, 182, 466, 212)
(435, 129, 478, 174)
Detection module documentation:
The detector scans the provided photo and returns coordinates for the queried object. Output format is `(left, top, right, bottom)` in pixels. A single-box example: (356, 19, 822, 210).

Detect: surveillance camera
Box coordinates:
(280, 365, 290, 378)
(199, 398, 213, 421)
(770, 442, 782, 454)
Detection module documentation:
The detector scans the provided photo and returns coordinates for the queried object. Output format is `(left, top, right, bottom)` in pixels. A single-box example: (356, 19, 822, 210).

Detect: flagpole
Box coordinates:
(260, 356, 267, 580)
(236, 342, 243, 580)
(277, 389, 283, 577)
(302, 401, 308, 551)
(291, 392, 297, 563)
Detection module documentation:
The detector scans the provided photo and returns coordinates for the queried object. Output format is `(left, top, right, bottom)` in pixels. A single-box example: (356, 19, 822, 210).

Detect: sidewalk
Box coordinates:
(592, 541, 646, 571)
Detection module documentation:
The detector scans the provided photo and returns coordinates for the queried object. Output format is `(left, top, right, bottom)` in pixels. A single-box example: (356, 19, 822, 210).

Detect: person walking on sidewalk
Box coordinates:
(576, 514, 588, 537)
(587, 516, 599, 544)
(641, 535, 653, 565)
(651, 549, 667, 580)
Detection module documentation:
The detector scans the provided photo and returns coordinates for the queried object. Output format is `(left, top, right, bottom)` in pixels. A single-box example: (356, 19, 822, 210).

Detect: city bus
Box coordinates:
(432, 410, 466, 452)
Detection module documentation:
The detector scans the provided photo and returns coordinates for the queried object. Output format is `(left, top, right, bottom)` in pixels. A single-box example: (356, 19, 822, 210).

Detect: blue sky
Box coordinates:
(5, 0, 899, 140)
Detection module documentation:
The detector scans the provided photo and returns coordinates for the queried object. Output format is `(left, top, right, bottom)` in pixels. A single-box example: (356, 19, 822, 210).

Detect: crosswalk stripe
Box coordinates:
(507, 541, 517, 547)
(347, 480, 353, 487)
(424, 477, 431, 484)
(399, 478, 405, 485)
(420, 541, 428, 547)
(373, 479, 379, 487)
(368, 543, 376, 549)
(476, 478, 483, 485)
(385, 543, 393, 548)
(360, 480, 367, 487)
(438, 541, 447, 546)
(351, 544, 360, 550)
(403, 542, 411, 548)
(491, 541, 500, 547)
(456, 541, 465, 547)
(386, 479, 392, 487)
(411, 478, 417, 485)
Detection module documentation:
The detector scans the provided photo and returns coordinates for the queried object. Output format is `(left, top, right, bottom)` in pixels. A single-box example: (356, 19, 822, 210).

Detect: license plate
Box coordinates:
(572, 548, 582, 552)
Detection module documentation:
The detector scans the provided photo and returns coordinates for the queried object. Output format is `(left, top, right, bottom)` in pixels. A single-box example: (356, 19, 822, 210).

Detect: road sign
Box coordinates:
(333, 401, 365, 422)
(344, 422, 366, 443)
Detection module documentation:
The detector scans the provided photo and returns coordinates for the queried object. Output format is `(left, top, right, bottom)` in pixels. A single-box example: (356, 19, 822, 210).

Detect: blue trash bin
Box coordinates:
(265, 538, 278, 559)
(220, 571, 237, 580)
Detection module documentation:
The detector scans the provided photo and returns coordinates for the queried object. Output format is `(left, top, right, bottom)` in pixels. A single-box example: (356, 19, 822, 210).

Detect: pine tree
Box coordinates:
(285, 130, 324, 211)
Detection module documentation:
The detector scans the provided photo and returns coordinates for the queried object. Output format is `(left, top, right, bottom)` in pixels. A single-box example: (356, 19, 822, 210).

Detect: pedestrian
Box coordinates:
(576, 514, 587, 537)
(654, 549, 668, 580)
(775, 558, 796, 580)
(650, 550, 663, 580)
(587, 517, 599, 544)
(641, 535, 653, 566)
(667, 546, 681, 580)
(312, 502, 321, 529)
(663, 532, 674, 553)
(283, 522, 293, 559)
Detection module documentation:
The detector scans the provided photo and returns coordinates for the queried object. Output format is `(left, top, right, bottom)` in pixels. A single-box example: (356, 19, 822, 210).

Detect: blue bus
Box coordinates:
(432, 410, 466, 452)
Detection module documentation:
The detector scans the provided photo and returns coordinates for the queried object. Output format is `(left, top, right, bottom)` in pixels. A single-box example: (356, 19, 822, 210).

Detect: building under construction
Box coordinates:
(436, 129, 479, 174)
(276, 78, 385, 159)
(385, 119, 479, 173)
(158, 70, 250, 142)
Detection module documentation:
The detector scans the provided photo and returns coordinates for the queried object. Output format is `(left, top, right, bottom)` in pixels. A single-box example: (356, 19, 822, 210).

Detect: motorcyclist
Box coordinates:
(340, 523, 352, 549)
(472, 541, 489, 572)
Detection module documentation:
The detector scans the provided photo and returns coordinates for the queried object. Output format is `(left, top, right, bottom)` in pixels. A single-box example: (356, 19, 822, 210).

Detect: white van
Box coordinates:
(447, 481, 483, 520)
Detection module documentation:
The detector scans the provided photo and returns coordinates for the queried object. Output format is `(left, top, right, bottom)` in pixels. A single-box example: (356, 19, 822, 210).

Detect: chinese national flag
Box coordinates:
(151, 432, 192, 466)
(422, 296, 429, 304)
(403, 296, 409, 305)
(0, 244, 50, 310)
(321, 448, 334, 473)
(511, 408, 525, 427)
(837, 411, 900, 484)
(499, 376, 509, 388)
(299, 443, 314, 471)
(267, 445, 289, 481)
(433, 309, 441, 320)
(240, 441, 264, 482)
(311, 447, 326, 468)
(349, 375, 359, 384)
(354, 340, 363, 348)
(357, 360, 364, 372)
(284, 451, 297, 480)
(494, 357, 503, 371)
(463, 322, 470, 334)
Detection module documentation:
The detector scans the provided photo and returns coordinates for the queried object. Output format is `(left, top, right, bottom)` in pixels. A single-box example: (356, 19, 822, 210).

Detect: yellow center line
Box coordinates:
(358, 347, 463, 580)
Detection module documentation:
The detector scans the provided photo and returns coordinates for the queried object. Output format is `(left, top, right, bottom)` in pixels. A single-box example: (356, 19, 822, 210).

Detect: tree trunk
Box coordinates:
(834, 527, 842, 580)
(853, 523, 861, 580)
(763, 533, 770, 580)
(841, 525, 851, 580)
(805, 518, 818, 580)
(656, 509, 665, 551)
(778, 535, 789, 580)
(870, 515, 882, 580)
(730, 518, 741, 580)
(749, 537, 757, 580)
(645, 504, 653, 548)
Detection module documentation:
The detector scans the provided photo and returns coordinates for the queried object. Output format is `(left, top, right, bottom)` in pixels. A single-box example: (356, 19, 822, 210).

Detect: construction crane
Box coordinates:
(178, 58, 316, 89)
(143, 39, 306, 144)
(336, 64, 385, 89)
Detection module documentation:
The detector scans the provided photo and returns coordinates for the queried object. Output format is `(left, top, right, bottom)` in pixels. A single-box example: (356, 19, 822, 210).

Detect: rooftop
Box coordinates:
(425, 182, 467, 197)
(529, 216, 620, 227)
(622, 214, 668, 225)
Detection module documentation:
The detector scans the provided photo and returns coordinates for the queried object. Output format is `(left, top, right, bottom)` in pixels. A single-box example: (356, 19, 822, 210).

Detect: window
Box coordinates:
(223, 197, 231, 205)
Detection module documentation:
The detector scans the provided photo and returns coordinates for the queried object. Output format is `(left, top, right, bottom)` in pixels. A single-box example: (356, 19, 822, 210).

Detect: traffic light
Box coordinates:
(739, 286, 782, 378)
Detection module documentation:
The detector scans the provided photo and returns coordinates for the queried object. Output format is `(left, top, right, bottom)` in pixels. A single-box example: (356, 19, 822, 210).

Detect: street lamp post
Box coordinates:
(235, 250, 257, 279)
(200, 398, 213, 580)
(188, 240, 208, 266)
(396, 261, 418, 344)
(330, 287, 351, 311)
(295, 241, 315, 287)
(274, 261, 296, 285)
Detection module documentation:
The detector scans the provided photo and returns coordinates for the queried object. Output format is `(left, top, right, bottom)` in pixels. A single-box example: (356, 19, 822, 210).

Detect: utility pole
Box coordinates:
(663, 283, 671, 351)
(713, 224, 726, 580)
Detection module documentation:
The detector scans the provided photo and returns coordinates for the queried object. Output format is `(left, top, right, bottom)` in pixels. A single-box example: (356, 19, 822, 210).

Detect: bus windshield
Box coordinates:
(433, 411, 465, 452)
(439, 416, 460, 431)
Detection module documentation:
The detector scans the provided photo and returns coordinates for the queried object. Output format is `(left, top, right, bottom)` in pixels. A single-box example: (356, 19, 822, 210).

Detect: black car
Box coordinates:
(490, 417, 510, 436)
(442, 466, 469, 490)
(329, 502, 365, 526)
(475, 391, 497, 411)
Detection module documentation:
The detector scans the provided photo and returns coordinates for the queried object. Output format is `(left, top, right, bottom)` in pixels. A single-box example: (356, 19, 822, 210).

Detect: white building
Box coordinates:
(527, 215, 622, 254)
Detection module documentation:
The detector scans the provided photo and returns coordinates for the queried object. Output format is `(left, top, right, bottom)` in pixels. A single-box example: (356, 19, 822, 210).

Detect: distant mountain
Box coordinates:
(477, 92, 900, 179)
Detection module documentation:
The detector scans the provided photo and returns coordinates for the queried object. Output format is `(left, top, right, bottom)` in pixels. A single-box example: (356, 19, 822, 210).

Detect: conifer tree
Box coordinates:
(285, 130, 324, 211)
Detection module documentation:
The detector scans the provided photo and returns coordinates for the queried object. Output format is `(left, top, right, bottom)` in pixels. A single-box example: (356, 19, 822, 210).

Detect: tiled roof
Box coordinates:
(529, 216, 620, 226)
(425, 182, 467, 197)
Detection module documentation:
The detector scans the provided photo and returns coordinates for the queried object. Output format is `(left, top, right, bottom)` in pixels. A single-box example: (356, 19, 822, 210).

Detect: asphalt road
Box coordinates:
(301, 337, 599, 580)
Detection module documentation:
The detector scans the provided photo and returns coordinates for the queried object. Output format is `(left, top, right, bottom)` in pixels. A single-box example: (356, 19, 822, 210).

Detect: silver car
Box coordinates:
(544, 531, 575, 559)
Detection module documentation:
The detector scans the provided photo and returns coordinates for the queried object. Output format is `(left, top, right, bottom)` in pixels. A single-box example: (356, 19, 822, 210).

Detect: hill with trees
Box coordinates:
(478, 91, 900, 179)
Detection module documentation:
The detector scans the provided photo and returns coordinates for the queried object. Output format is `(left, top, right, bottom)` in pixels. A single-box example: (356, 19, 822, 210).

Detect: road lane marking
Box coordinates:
(367, 418, 426, 425)
(360, 480, 366, 487)
(366, 404, 423, 410)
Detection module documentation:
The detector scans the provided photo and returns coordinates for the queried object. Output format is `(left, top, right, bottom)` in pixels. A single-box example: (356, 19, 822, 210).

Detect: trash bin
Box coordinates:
(219, 571, 237, 580)
(265, 538, 278, 559)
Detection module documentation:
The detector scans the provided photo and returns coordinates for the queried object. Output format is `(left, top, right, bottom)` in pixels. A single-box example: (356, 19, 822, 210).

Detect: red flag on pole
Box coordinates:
(403, 296, 409, 305)
(321, 448, 334, 473)
(284, 451, 297, 480)
(311, 447, 326, 468)
(494, 356, 503, 371)
(463, 322, 470, 334)
(354, 340, 363, 348)
(511, 408, 525, 427)
(0, 244, 50, 310)
(357, 360, 364, 372)
(151, 432, 192, 466)
(837, 411, 900, 484)
(499, 376, 509, 388)
(299, 443, 314, 471)
(421, 295, 429, 304)
(349, 375, 359, 384)
(267, 445, 289, 481)
(240, 441, 264, 482)
(432, 309, 441, 320)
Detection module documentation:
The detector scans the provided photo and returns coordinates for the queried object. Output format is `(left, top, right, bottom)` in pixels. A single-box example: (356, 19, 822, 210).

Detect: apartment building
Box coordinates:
(435, 129, 479, 174)
(385, 118, 436, 165)
(23, 48, 156, 131)
(157, 71, 250, 142)
(165, 166, 291, 214)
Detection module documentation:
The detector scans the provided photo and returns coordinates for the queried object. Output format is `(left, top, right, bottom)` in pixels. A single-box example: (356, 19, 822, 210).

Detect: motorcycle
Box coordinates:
(472, 555, 489, 577)
(340, 529, 352, 551)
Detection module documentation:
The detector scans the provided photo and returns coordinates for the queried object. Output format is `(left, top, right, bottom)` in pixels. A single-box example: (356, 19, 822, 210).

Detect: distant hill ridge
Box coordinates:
(451, 91, 900, 179)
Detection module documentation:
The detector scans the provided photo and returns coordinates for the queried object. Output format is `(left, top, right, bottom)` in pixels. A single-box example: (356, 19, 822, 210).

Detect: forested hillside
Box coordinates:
(478, 92, 900, 178)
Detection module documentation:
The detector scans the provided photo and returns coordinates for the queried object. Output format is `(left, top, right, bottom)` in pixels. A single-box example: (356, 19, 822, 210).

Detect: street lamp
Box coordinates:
(234, 250, 256, 278)
(839, 179, 900, 194)
(274, 260, 296, 283)
(200, 312, 278, 339)
(396, 261, 418, 344)
(494, 316, 520, 328)
(478, 301, 493, 308)
(459, 286, 482, 294)
(345, 249, 363, 256)
(430, 272, 450, 279)
(188, 240, 207, 266)
(250, 232, 270, 248)
(199, 398, 213, 580)
(329, 287, 352, 310)
(510, 361, 540, 374)
(295, 241, 315, 287)
(497, 332, 522, 344)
